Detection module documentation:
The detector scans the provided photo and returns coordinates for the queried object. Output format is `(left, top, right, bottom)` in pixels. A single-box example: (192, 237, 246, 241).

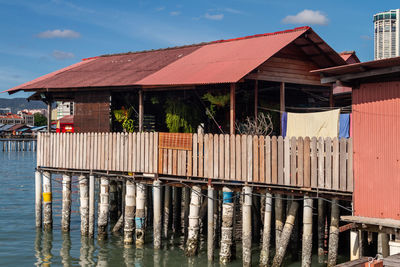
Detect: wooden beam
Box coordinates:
(321, 66, 400, 84)
(230, 83, 236, 135)
(329, 86, 334, 107)
(254, 80, 258, 126)
(245, 73, 327, 87)
(280, 82, 285, 133)
(139, 89, 144, 132)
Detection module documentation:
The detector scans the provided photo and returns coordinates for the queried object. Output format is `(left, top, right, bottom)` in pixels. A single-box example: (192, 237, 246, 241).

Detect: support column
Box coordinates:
(138, 90, 144, 132)
(163, 185, 171, 239)
(242, 186, 252, 267)
(260, 192, 272, 266)
(220, 187, 234, 264)
(186, 185, 201, 256)
(35, 171, 42, 228)
(98, 177, 109, 239)
(302, 196, 313, 267)
(230, 83, 236, 135)
(124, 180, 136, 245)
(172, 187, 182, 234)
(272, 201, 299, 267)
(275, 195, 284, 248)
(88, 174, 95, 238)
(280, 82, 285, 132)
(327, 199, 340, 267)
(153, 180, 162, 249)
(183, 187, 190, 242)
(42, 171, 52, 230)
(135, 183, 146, 247)
(378, 233, 389, 258)
(318, 199, 325, 263)
(47, 100, 52, 133)
(109, 180, 118, 223)
(350, 230, 360, 260)
(61, 174, 72, 232)
(79, 175, 89, 236)
(207, 185, 214, 261)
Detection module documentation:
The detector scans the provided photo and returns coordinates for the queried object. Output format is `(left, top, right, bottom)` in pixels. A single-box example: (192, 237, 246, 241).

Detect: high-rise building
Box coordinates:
(374, 9, 400, 60)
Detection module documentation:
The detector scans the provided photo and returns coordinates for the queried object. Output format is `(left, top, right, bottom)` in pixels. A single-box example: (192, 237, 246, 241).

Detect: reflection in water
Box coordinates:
(153, 249, 160, 267)
(79, 236, 96, 267)
(60, 232, 71, 267)
(134, 247, 144, 267)
(34, 230, 43, 266)
(42, 231, 53, 266)
(123, 246, 135, 267)
(97, 240, 108, 267)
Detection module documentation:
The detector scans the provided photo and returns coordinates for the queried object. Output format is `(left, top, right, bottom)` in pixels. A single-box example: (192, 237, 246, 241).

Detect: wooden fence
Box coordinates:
(37, 132, 353, 193)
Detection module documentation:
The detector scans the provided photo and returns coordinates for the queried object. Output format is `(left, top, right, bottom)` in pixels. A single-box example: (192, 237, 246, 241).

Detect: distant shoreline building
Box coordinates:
(56, 101, 74, 120)
(374, 9, 400, 59)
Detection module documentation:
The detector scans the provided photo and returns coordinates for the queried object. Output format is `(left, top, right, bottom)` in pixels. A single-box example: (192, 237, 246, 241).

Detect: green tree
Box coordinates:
(34, 113, 47, 126)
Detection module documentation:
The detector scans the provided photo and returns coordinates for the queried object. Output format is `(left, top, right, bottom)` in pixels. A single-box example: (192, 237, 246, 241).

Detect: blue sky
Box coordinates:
(0, 0, 398, 98)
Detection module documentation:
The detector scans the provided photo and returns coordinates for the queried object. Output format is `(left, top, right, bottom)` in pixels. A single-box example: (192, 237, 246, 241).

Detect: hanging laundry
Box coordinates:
(281, 112, 287, 137)
(339, 114, 350, 138)
(286, 109, 340, 138)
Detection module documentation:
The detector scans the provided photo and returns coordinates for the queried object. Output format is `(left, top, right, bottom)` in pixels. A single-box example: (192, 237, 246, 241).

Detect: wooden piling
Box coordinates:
(207, 185, 214, 261)
(275, 194, 284, 248)
(327, 199, 340, 267)
(318, 199, 325, 263)
(35, 171, 42, 228)
(242, 186, 252, 267)
(124, 180, 136, 245)
(163, 186, 171, 239)
(98, 177, 109, 239)
(61, 174, 72, 232)
(135, 183, 146, 247)
(153, 180, 162, 249)
(42, 171, 52, 230)
(79, 175, 89, 236)
(302, 196, 313, 267)
(220, 187, 234, 264)
(260, 192, 272, 266)
(88, 174, 95, 238)
(272, 201, 299, 267)
(186, 185, 201, 256)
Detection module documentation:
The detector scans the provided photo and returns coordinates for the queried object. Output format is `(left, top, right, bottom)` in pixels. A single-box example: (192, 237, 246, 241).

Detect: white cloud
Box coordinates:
(155, 6, 165, 12)
(282, 10, 328, 25)
(204, 13, 224, 21)
(223, 8, 242, 14)
(52, 50, 75, 60)
(170, 11, 180, 16)
(37, 29, 81, 39)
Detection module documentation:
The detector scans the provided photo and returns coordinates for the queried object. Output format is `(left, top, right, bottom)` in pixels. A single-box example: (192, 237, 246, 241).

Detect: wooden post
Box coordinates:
(79, 175, 89, 236)
(327, 199, 340, 267)
(88, 174, 95, 238)
(254, 80, 258, 126)
(139, 89, 144, 132)
(272, 201, 299, 267)
(350, 230, 360, 260)
(275, 195, 284, 248)
(47, 100, 52, 133)
(153, 180, 162, 249)
(135, 183, 146, 247)
(220, 187, 234, 264)
(61, 174, 72, 232)
(242, 186, 252, 267)
(124, 180, 136, 245)
(280, 82, 285, 131)
(35, 171, 42, 228)
(186, 185, 201, 256)
(42, 171, 52, 230)
(318, 199, 325, 263)
(302, 196, 313, 267)
(260, 192, 272, 266)
(163, 185, 171, 239)
(207, 185, 214, 261)
(98, 177, 109, 239)
(230, 83, 236, 135)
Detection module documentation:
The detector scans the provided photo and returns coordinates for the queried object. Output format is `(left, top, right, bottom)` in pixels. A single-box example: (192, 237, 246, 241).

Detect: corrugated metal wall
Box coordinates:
(74, 91, 110, 133)
(353, 81, 400, 220)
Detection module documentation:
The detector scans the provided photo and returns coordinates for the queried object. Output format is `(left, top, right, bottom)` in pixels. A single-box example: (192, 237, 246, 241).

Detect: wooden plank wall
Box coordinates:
(37, 132, 354, 192)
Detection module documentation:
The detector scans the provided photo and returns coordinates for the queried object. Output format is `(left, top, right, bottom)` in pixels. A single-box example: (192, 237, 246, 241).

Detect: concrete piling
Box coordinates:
(350, 230, 360, 260)
(61, 174, 72, 232)
(42, 171, 52, 231)
(88, 174, 95, 238)
(186, 185, 201, 256)
(124, 180, 136, 245)
(109, 180, 118, 223)
(207, 185, 214, 261)
(327, 199, 340, 267)
(173, 187, 181, 235)
(275, 194, 284, 248)
(79, 175, 89, 236)
(153, 180, 162, 249)
(135, 183, 146, 247)
(302, 196, 313, 267)
(163, 185, 171, 239)
(260, 192, 272, 266)
(183, 187, 190, 242)
(35, 171, 42, 228)
(242, 186, 252, 267)
(98, 177, 110, 239)
(272, 201, 299, 267)
(318, 198, 325, 263)
(378, 233, 389, 258)
(220, 187, 234, 264)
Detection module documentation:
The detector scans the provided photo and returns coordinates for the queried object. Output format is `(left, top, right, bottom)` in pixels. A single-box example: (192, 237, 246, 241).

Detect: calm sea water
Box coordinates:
(0, 151, 345, 266)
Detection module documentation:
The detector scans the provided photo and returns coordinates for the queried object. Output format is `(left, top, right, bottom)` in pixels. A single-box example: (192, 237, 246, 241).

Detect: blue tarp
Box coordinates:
(281, 112, 287, 137)
(339, 114, 350, 138)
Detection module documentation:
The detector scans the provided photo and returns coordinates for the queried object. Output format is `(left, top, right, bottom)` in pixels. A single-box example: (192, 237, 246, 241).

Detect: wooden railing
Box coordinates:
(37, 132, 353, 193)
